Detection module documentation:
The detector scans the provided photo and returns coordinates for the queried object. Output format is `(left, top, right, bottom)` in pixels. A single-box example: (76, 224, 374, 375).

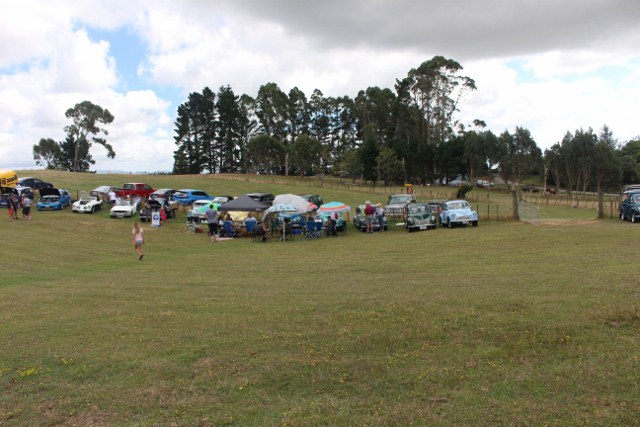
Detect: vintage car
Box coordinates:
(353, 204, 387, 232)
(404, 202, 437, 232)
(110, 198, 138, 218)
(439, 199, 478, 228)
(72, 191, 103, 214)
(384, 193, 416, 218)
(37, 188, 71, 210)
(619, 190, 640, 222)
(187, 199, 219, 223)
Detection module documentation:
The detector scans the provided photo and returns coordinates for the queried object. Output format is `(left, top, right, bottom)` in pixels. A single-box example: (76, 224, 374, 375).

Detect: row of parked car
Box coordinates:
(2, 177, 480, 231)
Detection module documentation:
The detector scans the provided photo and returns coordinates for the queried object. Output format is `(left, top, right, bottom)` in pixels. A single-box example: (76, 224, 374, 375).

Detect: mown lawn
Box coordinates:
(0, 172, 638, 426)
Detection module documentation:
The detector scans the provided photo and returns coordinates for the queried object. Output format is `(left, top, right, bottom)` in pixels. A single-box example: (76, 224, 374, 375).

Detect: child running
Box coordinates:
(132, 222, 145, 260)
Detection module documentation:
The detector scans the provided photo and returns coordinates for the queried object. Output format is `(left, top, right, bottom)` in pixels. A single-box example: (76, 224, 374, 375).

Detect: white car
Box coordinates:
(110, 199, 138, 218)
(72, 191, 103, 214)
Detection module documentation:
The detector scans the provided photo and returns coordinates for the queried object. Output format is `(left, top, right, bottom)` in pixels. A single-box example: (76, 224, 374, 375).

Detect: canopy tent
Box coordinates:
(216, 195, 269, 212)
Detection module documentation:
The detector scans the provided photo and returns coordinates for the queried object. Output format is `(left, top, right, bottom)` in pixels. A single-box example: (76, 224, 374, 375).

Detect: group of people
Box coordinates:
(204, 204, 258, 241)
(363, 200, 385, 233)
(6, 192, 32, 222)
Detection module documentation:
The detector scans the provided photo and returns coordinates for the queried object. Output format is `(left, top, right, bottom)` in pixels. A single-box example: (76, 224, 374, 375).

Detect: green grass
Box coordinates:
(1, 172, 639, 426)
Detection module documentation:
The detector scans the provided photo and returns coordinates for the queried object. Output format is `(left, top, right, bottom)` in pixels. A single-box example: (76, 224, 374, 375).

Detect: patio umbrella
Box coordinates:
(264, 203, 299, 215)
(317, 201, 351, 214)
(271, 194, 316, 213)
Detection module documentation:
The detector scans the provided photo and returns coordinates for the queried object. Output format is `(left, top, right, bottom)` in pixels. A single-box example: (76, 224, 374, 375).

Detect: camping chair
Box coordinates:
(280, 220, 294, 242)
(304, 218, 316, 239)
(252, 225, 266, 242)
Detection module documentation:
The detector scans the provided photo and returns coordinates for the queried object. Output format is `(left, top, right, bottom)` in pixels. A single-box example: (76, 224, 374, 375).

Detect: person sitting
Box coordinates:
(244, 213, 257, 236)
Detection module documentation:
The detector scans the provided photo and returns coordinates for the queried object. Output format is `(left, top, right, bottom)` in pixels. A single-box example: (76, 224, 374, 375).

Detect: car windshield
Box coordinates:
(173, 192, 188, 198)
(408, 205, 427, 214)
(632, 194, 640, 203)
(388, 195, 412, 204)
(447, 201, 469, 209)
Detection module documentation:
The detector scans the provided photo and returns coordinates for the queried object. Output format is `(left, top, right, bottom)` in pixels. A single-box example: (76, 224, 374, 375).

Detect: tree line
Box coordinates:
(33, 56, 639, 193)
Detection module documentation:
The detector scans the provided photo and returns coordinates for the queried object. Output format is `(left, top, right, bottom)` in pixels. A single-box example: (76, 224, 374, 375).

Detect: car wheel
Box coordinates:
(472, 220, 478, 227)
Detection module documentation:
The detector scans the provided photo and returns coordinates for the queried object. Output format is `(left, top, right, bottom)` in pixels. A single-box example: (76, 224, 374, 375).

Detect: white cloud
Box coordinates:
(1, 0, 639, 172)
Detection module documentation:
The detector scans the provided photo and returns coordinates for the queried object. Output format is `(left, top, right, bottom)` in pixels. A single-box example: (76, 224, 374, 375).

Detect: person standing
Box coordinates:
(10, 193, 20, 220)
(132, 222, 145, 260)
(7, 194, 15, 222)
(375, 203, 385, 232)
(22, 194, 32, 220)
(364, 201, 375, 233)
(108, 188, 117, 207)
(205, 204, 218, 239)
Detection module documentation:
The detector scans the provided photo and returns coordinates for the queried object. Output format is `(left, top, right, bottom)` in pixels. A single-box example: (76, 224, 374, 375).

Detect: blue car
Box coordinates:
(439, 199, 478, 228)
(37, 188, 71, 210)
(172, 189, 214, 206)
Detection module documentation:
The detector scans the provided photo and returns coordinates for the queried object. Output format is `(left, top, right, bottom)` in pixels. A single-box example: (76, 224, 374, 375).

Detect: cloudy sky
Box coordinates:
(1, 0, 639, 172)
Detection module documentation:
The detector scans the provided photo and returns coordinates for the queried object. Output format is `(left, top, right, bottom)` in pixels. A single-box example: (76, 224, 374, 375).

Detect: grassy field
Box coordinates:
(1, 172, 638, 426)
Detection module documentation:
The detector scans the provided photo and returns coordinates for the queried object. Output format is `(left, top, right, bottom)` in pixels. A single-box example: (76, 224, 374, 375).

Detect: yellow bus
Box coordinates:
(0, 169, 18, 188)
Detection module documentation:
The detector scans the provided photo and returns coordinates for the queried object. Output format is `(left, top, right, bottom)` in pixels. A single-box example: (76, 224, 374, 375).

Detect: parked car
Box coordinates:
(384, 193, 416, 218)
(619, 190, 640, 222)
(439, 200, 478, 228)
(149, 188, 178, 201)
(110, 199, 138, 218)
(354, 204, 387, 232)
(17, 177, 53, 190)
(187, 199, 219, 223)
(90, 185, 116, 202)
(404, 202, 437, 232)
(246, 192, 275, 205)
(172, 189, 214, 205)
(300, 194, 323, 209)
(212, 195, 234, 205)
(72, 191, 103, 214)
(37, 188, 71, 210)
(114, 183, 155, 199)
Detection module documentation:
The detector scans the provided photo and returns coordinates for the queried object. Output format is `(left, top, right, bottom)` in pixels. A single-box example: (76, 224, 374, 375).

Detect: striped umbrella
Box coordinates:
(317, 201, 351, 213)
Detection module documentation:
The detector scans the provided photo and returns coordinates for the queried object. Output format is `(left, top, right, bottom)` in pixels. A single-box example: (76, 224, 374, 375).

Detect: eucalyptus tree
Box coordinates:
(399, 56, 476, 177)
(237, 94, 259, 173)
(593, 127, 622, 216)
(246, 134, 285, 174)
(289, 133, 325, 177)
(498, 127, 542, 186)
(172, 87, 216, 174)
(618, 138, 640, 183)
(62, 100, 115, 172)
(255, 82, 289, 142)
(287, 87, 310, 141)
(544, 143, 563, 192)
(326, 95, 358, 173)
(376, 147, 404, 185)
(32, 138, 62, 169)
